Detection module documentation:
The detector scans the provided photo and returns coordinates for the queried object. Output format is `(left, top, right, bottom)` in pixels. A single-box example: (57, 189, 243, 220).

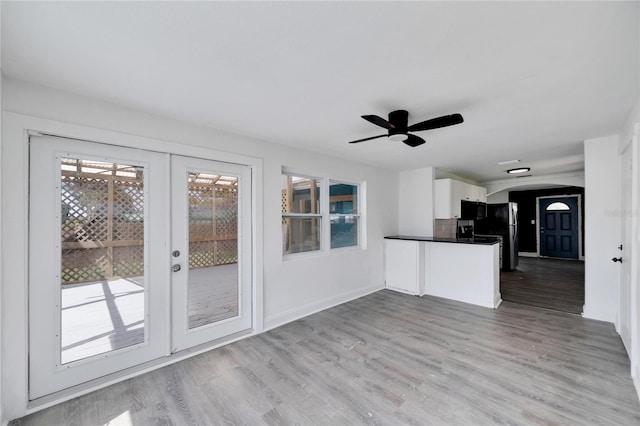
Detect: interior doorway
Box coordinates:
(500, 257, 584, 314)
(499, 187, 585, 314)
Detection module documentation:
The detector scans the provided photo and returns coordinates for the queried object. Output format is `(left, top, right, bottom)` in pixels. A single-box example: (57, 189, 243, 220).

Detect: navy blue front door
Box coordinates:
(539, 197, 579, 259)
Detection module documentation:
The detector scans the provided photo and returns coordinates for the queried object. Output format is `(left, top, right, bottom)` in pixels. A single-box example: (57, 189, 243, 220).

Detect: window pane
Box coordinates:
(546, 202, 570, 211)
(281, 175, 320, 214)
(283, 217, 321, 254)
(330, 182, 358, 214)
(331, 215, 358, 248)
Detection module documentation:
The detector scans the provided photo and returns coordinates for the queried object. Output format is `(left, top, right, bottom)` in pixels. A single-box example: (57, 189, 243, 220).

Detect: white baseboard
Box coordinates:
(24, 328, 254, 417)
(494, 297, 503, 309)
(582, 304, 615, 324)
(634, 372, 640, 408)
(263, 284, 383, 331)
(519, 252, 538, 258)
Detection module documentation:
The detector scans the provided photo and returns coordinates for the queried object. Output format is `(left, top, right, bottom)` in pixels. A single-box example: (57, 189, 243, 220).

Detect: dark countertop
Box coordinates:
(385, 235, 500, 245)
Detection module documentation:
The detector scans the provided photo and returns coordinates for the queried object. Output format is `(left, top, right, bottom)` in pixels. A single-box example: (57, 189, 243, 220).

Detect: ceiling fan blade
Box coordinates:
(348, 134, 387, 144)
(362, 115, 395, 130)
(403, 134, 426, 147)
(408, 113, 464, 132)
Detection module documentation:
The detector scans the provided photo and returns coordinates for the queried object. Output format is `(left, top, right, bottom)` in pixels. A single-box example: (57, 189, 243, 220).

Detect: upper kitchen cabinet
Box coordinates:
(435, 178, 487, 219)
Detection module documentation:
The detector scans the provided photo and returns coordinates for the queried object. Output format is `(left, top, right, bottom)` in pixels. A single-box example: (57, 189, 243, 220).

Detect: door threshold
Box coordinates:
(26, 328, 254, 415)
(539, 256, 583, 261)
(502, 300, 583, 317)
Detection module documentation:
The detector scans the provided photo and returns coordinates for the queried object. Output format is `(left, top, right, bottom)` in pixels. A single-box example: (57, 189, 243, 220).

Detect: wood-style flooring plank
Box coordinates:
(12, 290, 640, 425)
(501, 256, 585, 314)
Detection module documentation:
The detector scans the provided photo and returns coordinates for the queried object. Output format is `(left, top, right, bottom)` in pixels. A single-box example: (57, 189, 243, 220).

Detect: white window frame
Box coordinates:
(282, 170, 363, 258)
(282, 173, 324, 255)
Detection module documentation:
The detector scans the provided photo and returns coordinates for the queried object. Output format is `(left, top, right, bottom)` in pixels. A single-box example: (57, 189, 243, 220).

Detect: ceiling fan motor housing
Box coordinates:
(388, 110, 408, 138)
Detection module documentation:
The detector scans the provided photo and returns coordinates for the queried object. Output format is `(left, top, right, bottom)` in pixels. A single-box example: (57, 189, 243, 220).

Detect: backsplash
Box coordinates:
(434, 218, 457, 238)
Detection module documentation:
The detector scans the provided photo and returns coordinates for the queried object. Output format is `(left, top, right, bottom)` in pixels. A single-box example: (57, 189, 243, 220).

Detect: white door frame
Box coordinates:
(535, 194, 584, 260)
(1, 112, 263, 418)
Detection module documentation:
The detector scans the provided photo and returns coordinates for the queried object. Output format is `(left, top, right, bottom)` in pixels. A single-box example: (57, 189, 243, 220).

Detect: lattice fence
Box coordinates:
(60, 159, 238, 285)
(188, 183, 238, 269)
(61, 166, 146, 284)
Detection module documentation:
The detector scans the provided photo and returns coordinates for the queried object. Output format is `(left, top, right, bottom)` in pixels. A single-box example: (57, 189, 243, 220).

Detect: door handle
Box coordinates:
(612, 257, 623, 263)
(171, 264, 182, 272)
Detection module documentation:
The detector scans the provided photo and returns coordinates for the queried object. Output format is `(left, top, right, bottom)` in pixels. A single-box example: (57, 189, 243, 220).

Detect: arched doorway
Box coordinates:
(485, 181, 585, 315)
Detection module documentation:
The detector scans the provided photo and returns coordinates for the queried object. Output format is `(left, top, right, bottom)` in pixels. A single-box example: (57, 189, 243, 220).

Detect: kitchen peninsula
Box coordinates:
(384, 235, 501, 309)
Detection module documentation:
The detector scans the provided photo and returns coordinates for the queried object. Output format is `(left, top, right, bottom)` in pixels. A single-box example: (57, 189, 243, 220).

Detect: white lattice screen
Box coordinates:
(60, 159, 238, 284)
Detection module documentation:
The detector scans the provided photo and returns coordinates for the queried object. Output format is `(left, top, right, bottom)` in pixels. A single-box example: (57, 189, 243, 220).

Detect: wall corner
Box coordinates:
(398, 167, 435, 237)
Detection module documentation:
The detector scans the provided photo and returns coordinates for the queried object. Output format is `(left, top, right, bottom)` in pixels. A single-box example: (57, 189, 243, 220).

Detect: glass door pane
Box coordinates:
(29, 136, 167, 399)
(187, 172, 239, 329)
(59, 158, 146, 364)
(171, 155, 252, 352)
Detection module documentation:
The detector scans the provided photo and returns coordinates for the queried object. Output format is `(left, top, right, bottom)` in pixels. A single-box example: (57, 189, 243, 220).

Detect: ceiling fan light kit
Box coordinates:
(348, 109, 464, 147)
(388, 134, 408, 142)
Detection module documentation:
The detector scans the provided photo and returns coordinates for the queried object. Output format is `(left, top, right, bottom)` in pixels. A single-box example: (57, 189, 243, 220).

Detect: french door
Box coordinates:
(29, 135, 252, 399)
(170, 155, 252, 352)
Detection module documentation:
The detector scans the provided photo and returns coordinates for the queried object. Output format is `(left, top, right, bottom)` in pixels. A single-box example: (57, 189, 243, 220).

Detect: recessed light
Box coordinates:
(498, 159, 520, 165)
(507, 167, 531, 174)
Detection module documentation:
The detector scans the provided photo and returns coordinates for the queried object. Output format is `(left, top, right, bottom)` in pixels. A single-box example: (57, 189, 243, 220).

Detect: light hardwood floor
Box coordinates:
(501, 257, 585, 315)
(14, 290, 640, 425)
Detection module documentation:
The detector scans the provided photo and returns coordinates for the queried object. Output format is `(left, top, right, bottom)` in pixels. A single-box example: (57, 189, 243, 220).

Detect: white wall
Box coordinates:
(0, 3, 4, 423)
(399, 167, 434, 236)
(487, 190, 509, 204)
(483, 172, 585, 196)
(583, 135, 621, 323)
(0, 78, 398, 421)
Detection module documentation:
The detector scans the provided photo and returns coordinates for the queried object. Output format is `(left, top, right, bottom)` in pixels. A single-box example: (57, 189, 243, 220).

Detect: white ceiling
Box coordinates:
(2, 2, 638, 182)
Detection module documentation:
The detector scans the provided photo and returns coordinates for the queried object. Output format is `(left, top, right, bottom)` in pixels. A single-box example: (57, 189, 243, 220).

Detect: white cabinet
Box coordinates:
(384, 237, 501, 308)
(435, 178, 487, 219)
(384, 239, 424, 295)
(467, 184, 487, 203)
(427, 241, 500, 308)
(434, 179, 456, 219)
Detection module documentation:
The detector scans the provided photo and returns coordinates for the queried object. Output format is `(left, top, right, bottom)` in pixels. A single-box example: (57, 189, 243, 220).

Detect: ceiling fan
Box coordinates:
(348, 110, 464, 147)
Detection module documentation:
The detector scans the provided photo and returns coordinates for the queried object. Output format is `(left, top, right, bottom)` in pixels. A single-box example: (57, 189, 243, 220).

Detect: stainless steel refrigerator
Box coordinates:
(476, 202, 519, 271)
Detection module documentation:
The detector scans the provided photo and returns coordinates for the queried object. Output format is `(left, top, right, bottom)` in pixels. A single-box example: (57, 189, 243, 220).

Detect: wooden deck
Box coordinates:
(14, 290, 640, 425)
(61, 264, 238, 364)
(188, 264, 238, 329)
